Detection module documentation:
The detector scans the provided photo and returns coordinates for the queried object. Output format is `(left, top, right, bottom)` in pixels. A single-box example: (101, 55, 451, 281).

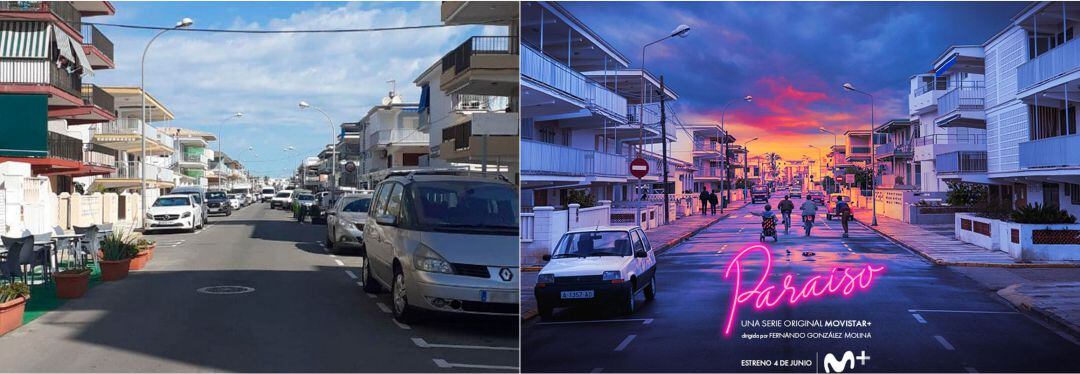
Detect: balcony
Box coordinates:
(909, 77, 947, 115)
(368, 129, 428, 148)
(936, 151, 987, 174)
(521, 44, 628, 123)
(452, 94, 510, 112)
(83, 143, 115, 167)
(1017, 37, 1080, 94)
(1019, 134, 1080, 169)
(81, 24, 114, 68)
(47, 132, 83, 162)
(0, 59, 83, 104)
(178, 152, 209, 169)
(440, 36, 518, 96)
(92, 118, 175, 155)
(936, 82, 986, 128)
(0, 1, 81, 37)
(106, 161, 174, 184)
(913, 133, 986, 147)
(521, 140, 626, 178)
(875, 143, 913, 160)
(436, 113, 518, 164)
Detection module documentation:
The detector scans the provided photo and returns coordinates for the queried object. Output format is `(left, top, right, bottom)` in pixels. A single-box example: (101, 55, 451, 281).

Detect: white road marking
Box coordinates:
(334, 259, 345, 266)
(908, 309, 1018, 315)
(934, 335, 955, 350)
(344, 270, 358, 279)
(392, 319, 411, 330)
(965, 367, 978, 373)
(432, 359, 517, 371)
(614, 334, 637, 351)
(743, 214, 752, 218)
(376, 302, 392, 313)
(591, 368, 603, 373)
(911, 313, 927, 324)
(412, 337, 518, 351)
(536, 318, 653, 326)
(329, 254, 337, 258)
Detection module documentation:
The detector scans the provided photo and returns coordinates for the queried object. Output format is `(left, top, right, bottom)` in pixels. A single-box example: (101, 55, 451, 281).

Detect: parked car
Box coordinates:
(325, 192, 374, 254)
(291, 193, 317, 219)
(271, 190, 293, 209)
(826, 193, 852, 220)
(170, 186, 209, 224)
(261, 187, 276, 202)
(789, 188, 802, 199)
(807, 191, 826, 205)
(227, 194, 243, 210)
(204, 190, 233, 216)
(751, 186, 770, 204)
(534, 226, 657, 319)
(145, 194, 204, 233)
(362, 173, 519, 323)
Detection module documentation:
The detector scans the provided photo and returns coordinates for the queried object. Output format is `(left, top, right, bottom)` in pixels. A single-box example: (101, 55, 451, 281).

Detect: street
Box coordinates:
(522, 193, 1080, 373)
(0, 203, 518, 372)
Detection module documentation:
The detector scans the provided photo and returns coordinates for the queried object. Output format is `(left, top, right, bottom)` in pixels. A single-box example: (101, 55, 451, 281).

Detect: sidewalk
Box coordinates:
(850, 207, 1079, 268)
(520, 201, 746, 320)
(997, 281, 1080, 338)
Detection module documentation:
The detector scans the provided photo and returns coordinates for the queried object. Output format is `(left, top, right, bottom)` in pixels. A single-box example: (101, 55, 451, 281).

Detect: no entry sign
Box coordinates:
(630, 157, 649, 179)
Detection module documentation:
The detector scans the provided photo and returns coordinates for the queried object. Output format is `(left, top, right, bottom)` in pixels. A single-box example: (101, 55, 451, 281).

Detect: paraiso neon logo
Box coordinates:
(722, 244, 885, 336)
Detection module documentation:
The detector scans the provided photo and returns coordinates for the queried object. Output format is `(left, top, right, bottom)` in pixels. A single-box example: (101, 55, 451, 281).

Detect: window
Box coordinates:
(1043, 183, 1060, 208)
(637, 229, 652, 252)
(629, 230, 645, 252)
(551, 231, 632, 257)
(371, 183, 393, 217)
(1068, 184, 1080, 205)
(385, 183, 404, 218)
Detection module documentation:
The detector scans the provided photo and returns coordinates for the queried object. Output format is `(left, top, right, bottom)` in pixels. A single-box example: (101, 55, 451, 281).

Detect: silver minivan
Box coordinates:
(361, 173, 519, 323)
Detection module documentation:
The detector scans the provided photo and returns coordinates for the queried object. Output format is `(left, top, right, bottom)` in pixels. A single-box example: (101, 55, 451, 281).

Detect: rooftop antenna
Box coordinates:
(387, 80, 397, 99)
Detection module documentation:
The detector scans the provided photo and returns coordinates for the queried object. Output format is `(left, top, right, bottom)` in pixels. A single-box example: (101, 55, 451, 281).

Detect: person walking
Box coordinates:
(708, 190, 719, 215)
(778, 195, 795, 234)
(800, 196, 818, 237)
(835, 196, 852, 238)
(699, 188, 710, 215)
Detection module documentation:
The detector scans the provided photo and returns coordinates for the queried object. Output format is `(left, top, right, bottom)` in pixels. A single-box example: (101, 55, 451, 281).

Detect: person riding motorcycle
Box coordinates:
(800, 197, 818, 237)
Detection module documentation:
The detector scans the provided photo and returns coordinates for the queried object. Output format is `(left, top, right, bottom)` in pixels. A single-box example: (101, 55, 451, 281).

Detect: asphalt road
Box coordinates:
(0, 203, 518, 372)
(522, 193, 1080, 373)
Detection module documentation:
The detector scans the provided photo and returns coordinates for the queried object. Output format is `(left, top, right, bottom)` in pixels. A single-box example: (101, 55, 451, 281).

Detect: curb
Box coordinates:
(852, 217, 1080, 269)
(998, 284, 1080, 339)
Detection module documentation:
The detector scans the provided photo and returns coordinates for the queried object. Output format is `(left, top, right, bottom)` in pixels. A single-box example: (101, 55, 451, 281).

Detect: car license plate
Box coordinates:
(560, 290, 595, 299)
(479, 290, 518, 303)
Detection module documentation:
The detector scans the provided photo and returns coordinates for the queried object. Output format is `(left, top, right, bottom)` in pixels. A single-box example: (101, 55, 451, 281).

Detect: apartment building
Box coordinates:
(158, 127, 215, 187)
(354, 96, 425, 186)
(82, 87, 176, 195)
(0, 1, 118, 193)
(875, 119, 919, 189)
(678, 124, 733, 194)
(412, 1, 519, 179)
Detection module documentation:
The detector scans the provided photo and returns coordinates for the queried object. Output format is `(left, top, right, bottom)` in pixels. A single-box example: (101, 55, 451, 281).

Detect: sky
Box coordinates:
(562, 1, 1026, 163)
(91, 1, 500, 177)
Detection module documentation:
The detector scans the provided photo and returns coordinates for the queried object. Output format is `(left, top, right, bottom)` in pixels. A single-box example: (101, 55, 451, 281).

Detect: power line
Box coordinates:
(82, 19, 512, 34)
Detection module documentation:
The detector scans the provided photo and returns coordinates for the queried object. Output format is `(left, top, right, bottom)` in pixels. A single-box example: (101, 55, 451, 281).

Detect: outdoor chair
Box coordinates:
(31, 232, 53, 283)
(73, 225, 100, 268)
(0, 235, 31, 283)
(52, 226, 78, 268)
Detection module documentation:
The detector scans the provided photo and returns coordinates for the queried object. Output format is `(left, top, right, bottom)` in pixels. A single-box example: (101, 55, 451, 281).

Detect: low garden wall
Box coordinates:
(955, 213, 1080, 261)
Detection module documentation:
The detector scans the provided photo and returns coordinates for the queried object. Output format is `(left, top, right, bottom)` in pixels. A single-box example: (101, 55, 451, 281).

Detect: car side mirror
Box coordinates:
(542, 254, 551, 261)
(375, 214, 398, 226)
(634, 250, 648, 258)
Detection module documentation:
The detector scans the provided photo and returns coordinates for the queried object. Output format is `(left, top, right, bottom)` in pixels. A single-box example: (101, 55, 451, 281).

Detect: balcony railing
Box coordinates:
(521, 44, 628, 121)
(1018, 36, 1080, 92)
(94, 118, 175, 147)
(848, 146, 871, 155)
(1019, 134, 1080, 169)
(441, 36, 518, 75)
(369, 128, 428, 147)
(81, 84, 114, 113)
(0, 2, 81, 35)
(442, 121, 471, 150)
(912, 133, 986, 147)
(182, 153, 208, 164)
(81, 24, 114, 63)
(875, 143, 914, 157)
(83, 143, 115, 167)
(108, 161, 173, 181)
(521, 140, 626, 178)
(49, 60, 81, 98)
(936, 151, 987, 174)
(452, 94, 510, 112)
(938, 82, 985, 114)
(47, 132, 83, 161)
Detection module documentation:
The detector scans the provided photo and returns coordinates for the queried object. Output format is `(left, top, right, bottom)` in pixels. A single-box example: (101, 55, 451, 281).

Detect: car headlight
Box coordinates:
(182, 212, 192, 218)
(145, 212, 154, 220)
(537, 273, 554, 284)
(602, 271, 622, 281)
(413, 244, 453, 274)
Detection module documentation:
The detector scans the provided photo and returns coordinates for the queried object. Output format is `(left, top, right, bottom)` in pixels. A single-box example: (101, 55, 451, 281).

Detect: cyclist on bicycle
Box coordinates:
(778, 195, 795, 234)
(800, 196, 818, 237)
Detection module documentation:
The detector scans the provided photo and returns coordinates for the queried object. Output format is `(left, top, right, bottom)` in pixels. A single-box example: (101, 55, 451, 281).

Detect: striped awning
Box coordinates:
(51, 26, 93, 76)
(0, 21, 50, 59)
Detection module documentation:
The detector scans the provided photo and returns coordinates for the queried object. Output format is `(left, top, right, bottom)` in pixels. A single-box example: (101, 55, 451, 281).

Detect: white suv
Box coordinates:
(534, 226, 657, 319)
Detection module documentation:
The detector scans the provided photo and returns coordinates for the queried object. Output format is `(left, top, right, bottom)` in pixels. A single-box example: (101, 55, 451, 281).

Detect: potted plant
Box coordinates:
(53, 262, 91, 299)
(99, 231, 138, 281)
(137, 238, 157, 261)
(129, 237, 155, 271)
(0, 282, 30, 335)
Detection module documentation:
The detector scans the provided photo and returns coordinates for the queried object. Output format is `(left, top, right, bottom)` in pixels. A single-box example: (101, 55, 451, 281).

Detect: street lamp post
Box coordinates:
(808, 144, 821, 190)
(214, 112, 244, 188)
(140, 17, 192, 230)
(742, 137, 758, 201)
(818, 127, 838, 193)
(720, 96, 752, 211)
(842, 83, 877, 226)
(299, 101, 337, 192)
(637, 24, 689, 225)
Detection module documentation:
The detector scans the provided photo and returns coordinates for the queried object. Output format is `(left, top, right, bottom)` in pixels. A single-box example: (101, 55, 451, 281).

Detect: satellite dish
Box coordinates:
(391, 95, 403, 104)
(381, 96, 392, 106)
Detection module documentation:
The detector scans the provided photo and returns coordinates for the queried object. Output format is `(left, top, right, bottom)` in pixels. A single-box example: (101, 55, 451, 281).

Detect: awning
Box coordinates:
(68, 30, 93, 76)
(935, 54, 957, 77)
(0, 21, 50, 58)
(51, 26, 92, 76)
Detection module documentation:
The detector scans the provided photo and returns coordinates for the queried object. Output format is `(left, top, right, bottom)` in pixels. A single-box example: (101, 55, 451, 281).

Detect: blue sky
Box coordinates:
(561, 1, 1025, 160)
(91, 1, 497, 177)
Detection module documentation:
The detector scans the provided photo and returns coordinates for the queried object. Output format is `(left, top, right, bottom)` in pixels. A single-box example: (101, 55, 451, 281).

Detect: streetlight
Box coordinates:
(638, 24, 690, 223)
(808, 144, 822, 190)
(842, 82, 877, 226)
(215, 112, 244, 156)
(742, 137, 759, 201)
(720, 95, 752, 211)
(140, 17, 192, 229)
(299, 101, 338, 192)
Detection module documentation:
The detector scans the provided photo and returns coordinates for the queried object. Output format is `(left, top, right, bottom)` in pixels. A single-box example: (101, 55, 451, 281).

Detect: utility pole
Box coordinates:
(659, 76, 669, 224)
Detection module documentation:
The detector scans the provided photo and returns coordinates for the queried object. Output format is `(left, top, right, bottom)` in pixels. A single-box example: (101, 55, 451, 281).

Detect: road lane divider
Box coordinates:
(613, 334, 637, 351)
(334, 259, 345, 266)
(376, 302, 392, 313)
(912, 313, 927, 324)
(392, 319, 411, 330)
(432, 359, 517, 371)
(411, 338, 518, 351)
(344, 270, 358, 279)
(908, 309, 1018, 315)
(934, 335, 955, 350)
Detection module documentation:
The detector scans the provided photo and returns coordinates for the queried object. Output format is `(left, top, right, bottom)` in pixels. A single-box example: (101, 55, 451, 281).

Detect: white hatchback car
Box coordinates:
(145, 194, 204, 233)
(534, 226, 657, 319)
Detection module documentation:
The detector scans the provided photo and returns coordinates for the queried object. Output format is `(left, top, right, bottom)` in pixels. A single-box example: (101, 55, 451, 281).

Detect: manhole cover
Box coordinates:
(196, 286, 255, 295)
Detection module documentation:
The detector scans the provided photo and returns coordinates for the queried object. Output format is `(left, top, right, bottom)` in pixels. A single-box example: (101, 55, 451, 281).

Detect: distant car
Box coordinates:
(271, 190, 293, 209)
(751, 186, 769, 203)
(789, 189, 802, 199)
(292, 193, 317, 216)
(227, 194, 243, 210)
(362, 173, 519, 323)
(826, 193, 851, 220)
(807, 191, 826, 205)
(534, 226, 657, 319)
(325, 192, 373, 254)
(171, 186, 209, 224)
(261, 188, 276, 202)
(204, 190, 233, 216)
(145, 194, 204, 233)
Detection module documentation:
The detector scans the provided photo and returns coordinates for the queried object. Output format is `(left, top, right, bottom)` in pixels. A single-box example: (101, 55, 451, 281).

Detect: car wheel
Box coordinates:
(621, 285, 636, 315)
(188, 219, 197, 233)
(325, 233, 334, 249)
(391, 269, 418, 323)
(361, 260, 381, 293)
(226, 210, 232, 216)
(644, 277, 656, 301)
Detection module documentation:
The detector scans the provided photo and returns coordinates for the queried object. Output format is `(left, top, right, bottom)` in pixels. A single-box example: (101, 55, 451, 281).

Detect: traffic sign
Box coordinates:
(630, 157, 649, 179)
